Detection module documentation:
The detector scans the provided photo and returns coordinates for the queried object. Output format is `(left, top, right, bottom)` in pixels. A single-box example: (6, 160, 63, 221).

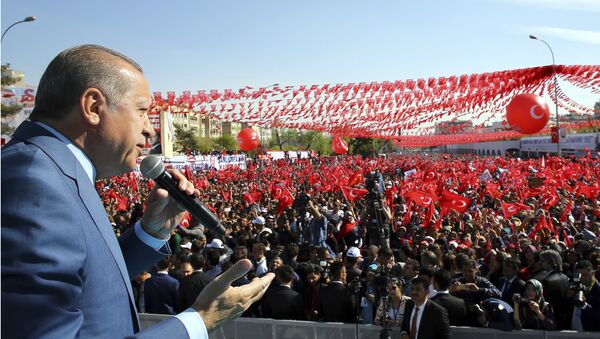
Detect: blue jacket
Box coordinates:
(1, 121, 188, 338)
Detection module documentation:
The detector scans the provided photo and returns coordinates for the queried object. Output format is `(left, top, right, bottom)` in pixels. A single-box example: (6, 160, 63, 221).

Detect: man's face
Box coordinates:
(307, 273, 321, 286)
(503, 264, 517, 278)
(93, 65, 154, 178)
(403, 263, 415, 278)
(411, 283, 427, 305)
(181, 263, 193, 277)
(577, 267, 594, 286)
(234, 248, 247, 260)
(340, 266, 347, 283)
(463, 267, 477, 282)
(251, 245, 263, 260)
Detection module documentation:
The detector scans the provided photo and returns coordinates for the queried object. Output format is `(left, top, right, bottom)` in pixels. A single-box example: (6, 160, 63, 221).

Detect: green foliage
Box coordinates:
(349, 137, 379, 157)
(299, 130, 332, 155)
(213, 135, 237, 151)
(1, 64, 23, 122)
(594, 99, 600, 111)
(174, 126, 200, 152)
(196, 137, 214, 153)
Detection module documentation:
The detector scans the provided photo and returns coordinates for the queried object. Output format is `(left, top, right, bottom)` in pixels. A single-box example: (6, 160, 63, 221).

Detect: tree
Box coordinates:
(213, 135, 236, 151)
(299, 131, 332, 155)
(174, 126, 200, 152)
(594, 98, 600, 112)
(1, 63, 23, 135)
(349, 137, 380, 157)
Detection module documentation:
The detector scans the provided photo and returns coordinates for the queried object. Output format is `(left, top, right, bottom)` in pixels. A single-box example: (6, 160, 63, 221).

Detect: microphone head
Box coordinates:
(140, 155, 165, 180)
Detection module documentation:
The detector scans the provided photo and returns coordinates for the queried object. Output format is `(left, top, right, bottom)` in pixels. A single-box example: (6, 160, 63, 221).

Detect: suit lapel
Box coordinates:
(17, 122, 139, 329)
(417, 301, 431, 337)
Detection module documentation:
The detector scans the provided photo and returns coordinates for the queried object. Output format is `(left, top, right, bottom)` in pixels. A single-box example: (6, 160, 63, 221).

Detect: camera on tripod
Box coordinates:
(571, 273, 586, 308)
(293, 185, 311, 216)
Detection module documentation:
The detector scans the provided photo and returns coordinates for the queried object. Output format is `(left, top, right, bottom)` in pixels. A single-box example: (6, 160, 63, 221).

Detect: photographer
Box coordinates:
(375, 278, 410, 328)
(513, 279, 556, 330)
(359, 263, 381, 324)
(360, 171, 392, 248)
(570, 259, 600, 331)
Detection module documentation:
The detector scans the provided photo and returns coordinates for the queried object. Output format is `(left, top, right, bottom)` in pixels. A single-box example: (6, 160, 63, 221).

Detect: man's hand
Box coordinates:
(141, 169, 199, 239)
(192, 259, 274, 333)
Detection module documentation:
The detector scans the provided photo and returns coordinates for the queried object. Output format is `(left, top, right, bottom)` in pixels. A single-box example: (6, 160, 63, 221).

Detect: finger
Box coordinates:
(242, 272, 275, 300)
(196, 259, 253, 305)
(168, 169, 189, 191)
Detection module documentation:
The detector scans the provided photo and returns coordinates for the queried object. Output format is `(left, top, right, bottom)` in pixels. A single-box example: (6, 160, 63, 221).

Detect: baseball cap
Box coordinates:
(207, 239, 224, 249)
(252, 216, 266, 225)
(180, 242, 192, 250)
(346, 247, 362, 258)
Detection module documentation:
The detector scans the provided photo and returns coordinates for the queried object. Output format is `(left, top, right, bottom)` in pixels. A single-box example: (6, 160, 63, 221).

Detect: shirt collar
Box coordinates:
(33, 121, 96, 183)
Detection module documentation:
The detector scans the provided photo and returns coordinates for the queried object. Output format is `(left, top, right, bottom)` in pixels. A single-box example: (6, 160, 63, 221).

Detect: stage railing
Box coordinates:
(139, 313, 600, 339)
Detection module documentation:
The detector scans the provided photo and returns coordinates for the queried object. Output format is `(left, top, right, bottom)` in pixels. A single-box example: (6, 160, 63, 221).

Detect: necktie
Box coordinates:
(410, 306, 420, 339)
(501, 279, 510, 296)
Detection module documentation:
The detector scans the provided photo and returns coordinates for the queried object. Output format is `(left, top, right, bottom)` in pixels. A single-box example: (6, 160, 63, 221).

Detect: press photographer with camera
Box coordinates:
(570, 259, 600, 331)
(512, 279, 556, 330)
(375, 278, 410, 329)
(359, 171, 392, 248)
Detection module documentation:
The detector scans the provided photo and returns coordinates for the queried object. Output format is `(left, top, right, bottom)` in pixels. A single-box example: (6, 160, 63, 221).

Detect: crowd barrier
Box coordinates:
(139, 314, 600, 339)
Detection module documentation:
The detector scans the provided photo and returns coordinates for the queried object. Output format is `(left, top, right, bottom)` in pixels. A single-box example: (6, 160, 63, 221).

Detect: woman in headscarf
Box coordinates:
(513, 279, 556, 330)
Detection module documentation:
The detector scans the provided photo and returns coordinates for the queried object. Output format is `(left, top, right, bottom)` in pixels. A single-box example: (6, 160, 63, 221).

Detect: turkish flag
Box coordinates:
(560, 200, 574, 222)
(220, 188, 231, 202)
(406, 190, 438, 208)
(541, 193, 559, 210)
(440, 190, 472, 213)
(501, 202, 531, 218)
(341, 186, 368, 202)
(116, 196, 129, 212)
(528, 217, 547, 239)
(243, 192, 262, 205)
(277, 190, 295, 215)
(347, 170, 364, 187)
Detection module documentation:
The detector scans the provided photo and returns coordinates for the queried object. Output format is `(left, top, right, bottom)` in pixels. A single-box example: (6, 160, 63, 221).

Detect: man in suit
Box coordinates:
(496, 257, 526, 305)
(401, 277, 450, 339)
(319, 261, 356, 323)
(539, 249, 571, 329)
(1, 44, 274, 338)
(178, 253, 214, 312)
(571, 259, 600, 331)
(144, 258, 180, 315)
(431, 268, 467, 326)
(262, 265, 304, 320)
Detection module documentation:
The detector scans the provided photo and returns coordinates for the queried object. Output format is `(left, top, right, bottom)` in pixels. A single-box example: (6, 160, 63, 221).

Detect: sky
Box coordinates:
(2, 0, 599, 107)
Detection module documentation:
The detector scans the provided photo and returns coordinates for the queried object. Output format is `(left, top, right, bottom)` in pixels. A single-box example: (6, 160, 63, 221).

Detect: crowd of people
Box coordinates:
(100, 152, 600, 334)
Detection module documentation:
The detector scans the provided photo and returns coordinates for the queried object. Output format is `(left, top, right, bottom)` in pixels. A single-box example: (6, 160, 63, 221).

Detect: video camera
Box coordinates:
(512, 293, 531, 306)
(571, 273, 586, 308)
(293, 184, 311, 217)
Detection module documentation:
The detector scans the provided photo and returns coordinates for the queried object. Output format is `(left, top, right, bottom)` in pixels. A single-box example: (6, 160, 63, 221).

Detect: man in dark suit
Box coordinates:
(431, 269, 467, 326)
(319, 261, 356, 323)
(262, 265, 304, 320)
(144, 258, 180, 314)
(178, 253, 214, 312)
(401, 277, 450, 339)
(539, 250, 571, 329)
(496, 257, 526, 305)
(571, 259, 600, 331)
(1, 45, 274, 338)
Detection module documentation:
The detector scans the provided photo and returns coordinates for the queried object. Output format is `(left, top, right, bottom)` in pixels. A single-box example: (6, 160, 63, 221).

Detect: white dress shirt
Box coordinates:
(409, 300, 427, 339)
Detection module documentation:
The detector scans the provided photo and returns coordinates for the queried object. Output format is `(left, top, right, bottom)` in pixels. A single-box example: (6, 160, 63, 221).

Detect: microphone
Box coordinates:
(140, 155, 226, 236)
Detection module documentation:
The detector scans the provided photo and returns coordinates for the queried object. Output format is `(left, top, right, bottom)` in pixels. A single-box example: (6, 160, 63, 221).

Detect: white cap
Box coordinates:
(180, 242, 192, 250)
(346, 247, 362, 258)
(252, 216, 266, 225)
(207, 239, 224, 249)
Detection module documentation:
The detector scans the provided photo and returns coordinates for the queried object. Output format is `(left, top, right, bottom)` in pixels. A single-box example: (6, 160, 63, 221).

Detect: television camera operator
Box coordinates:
(359, 170, 392, 248)
(569, 259, 600, 331)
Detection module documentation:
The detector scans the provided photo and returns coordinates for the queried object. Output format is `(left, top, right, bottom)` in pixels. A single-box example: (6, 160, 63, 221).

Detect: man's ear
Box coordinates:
(80, 88, 107, 126)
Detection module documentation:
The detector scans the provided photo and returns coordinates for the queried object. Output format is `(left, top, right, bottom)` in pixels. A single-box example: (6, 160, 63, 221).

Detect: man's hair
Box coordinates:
(330, 260, 345, 279)
(463, 258, 477, 270)
(411, 276, 430, 291)
(540, 249, 563, 271)
(30, 44, 143, 121)
(253, 242, 266, 254)
(156, 258, 171, 271)
(433, 269, 452, 290)
(379, 247, 393, 259)
(285, 243, 299, 257)
(405, 258, 420, 273)
(419, 265, 435, 279)
(504, 257, 521, 270)
(420, 250, 437, 267)
(205, 248, 221, 267)
(189, 253, 204, 270)
(275, 265, 294, 284)
(575, 259, 593, 271)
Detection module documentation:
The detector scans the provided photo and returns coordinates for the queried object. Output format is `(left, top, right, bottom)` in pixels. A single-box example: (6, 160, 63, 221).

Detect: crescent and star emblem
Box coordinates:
(453, 199, 467, 208)
(507, 206, 516, 212)
(530, 104, 545, 120)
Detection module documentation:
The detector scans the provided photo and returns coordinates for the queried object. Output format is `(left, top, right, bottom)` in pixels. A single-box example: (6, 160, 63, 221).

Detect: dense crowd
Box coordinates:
(98, 152, 600, 333)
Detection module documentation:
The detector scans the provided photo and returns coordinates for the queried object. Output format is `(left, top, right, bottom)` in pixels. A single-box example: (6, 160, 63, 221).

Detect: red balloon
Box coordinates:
(237, 127, 260, 151)
(506, 94, 550, 134)
(331, 136, 348, 154)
